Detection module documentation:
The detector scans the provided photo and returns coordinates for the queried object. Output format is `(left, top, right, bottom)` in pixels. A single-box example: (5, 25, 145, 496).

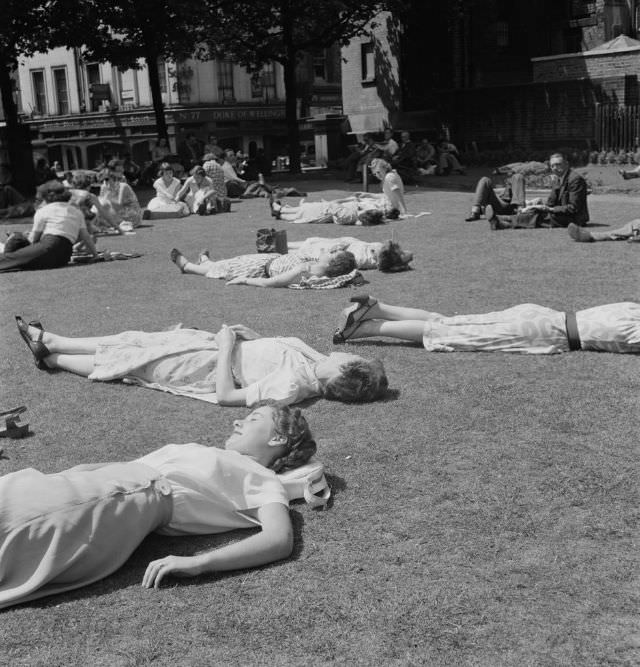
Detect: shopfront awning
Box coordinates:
(345, 111, 388, 135)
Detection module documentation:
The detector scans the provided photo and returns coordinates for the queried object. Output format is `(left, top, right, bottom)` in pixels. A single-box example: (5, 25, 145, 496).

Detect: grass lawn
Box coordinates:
(0, 176, 638, 666)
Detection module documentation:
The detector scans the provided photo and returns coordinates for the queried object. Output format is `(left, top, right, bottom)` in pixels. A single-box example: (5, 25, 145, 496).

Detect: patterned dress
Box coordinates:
(421, 303, 640, 354)
(200, 252, 312, 280)
(98, 181, 143, 227)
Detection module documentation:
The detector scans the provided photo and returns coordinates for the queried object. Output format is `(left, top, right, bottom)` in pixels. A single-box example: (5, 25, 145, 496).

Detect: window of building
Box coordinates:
(495, 21, 509, 47)
(361, 42, 375, 82)
(30, 70, 47, 115)
(85, 63, 101, 111)
(157, 59, 167, 94)
(250, 71, 263, 98)
(313, 52, 327, 82)
(52, 67, 69, 115)
(217, 60, 235, 101)
(262, 62, 276, 100)
(569, 0, 596, 19)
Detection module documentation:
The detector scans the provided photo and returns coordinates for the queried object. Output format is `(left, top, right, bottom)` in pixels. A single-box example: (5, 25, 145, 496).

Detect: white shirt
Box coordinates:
(382, 171, 405, 211)
(137, 445, 288, 536)
(32, 202, 86, 243)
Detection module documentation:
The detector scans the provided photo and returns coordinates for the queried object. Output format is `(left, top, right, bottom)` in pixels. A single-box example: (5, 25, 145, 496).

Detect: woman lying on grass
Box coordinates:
(170, 247, 356, 287)
(287, 237, 413, 272)
(333, 296, 640, 354)
(271, 198, 391, 225)
(0, 406, 316, 609)
(16, 318, 388, 407)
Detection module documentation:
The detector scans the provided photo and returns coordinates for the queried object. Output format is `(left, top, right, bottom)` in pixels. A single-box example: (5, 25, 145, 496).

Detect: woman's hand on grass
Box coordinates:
(142, 555, 203, 589)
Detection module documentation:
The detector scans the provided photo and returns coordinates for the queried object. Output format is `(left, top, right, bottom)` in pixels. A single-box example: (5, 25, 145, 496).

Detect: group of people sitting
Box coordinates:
(344, 129, 466, 184)
(463, 149, 640, 242)
(2, 137, 640, 611)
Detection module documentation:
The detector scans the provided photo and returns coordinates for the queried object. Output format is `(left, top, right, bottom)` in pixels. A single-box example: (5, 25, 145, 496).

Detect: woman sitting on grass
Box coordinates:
(68, 172, 121, 236)
(0, 406, 317, 609)
(170, 246, 357, 287)
(175, 166, 218, 215)
(97, 167, 143, 231)
(332, 297, 640, 354)
(16, 318, 388, 407)
(0, 181, 99, 272)
(369, 158, 408, 217)
(144, 163, 190, 220)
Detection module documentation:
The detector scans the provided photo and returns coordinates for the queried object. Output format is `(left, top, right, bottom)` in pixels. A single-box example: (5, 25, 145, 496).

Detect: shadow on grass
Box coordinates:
(24, 509, 309, 609)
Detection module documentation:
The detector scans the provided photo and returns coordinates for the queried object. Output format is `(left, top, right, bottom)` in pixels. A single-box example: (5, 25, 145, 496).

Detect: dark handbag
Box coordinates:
(256, 228, 288, 254)
(513, 208, 546, 229)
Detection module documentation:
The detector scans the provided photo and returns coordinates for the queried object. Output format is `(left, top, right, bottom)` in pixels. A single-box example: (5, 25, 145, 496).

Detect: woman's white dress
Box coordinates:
(89, 328, 324, 406)
(147, 177, 190, 215)
(0, 447, 287, 609)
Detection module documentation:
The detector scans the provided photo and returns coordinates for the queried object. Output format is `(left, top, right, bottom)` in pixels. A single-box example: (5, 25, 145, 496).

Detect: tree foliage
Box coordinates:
(0, 0, 89, 190)
(81, 0, 210, 140)
(204, 0, 391, 171)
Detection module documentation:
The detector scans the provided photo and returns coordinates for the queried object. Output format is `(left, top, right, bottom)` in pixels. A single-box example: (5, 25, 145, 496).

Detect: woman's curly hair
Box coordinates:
(322, 358, 388, 403)
(325, 250, 356, 277)
(268, 407, 317, 473)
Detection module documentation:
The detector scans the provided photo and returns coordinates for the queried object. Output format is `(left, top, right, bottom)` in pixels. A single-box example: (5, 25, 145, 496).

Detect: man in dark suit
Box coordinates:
(489, 153, 589, 229)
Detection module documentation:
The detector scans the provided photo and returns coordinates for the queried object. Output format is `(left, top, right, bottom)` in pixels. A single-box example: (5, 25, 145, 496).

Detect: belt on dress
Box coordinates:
(565, 312, 582, 351)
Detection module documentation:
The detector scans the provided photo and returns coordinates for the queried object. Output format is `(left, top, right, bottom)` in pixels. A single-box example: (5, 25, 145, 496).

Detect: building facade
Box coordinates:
(341, 1, 640, 151)
(14, 44, 342, 170)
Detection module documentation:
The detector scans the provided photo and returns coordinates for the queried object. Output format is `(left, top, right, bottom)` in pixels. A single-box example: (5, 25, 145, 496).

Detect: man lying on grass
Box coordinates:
(333, 296, 640, 354)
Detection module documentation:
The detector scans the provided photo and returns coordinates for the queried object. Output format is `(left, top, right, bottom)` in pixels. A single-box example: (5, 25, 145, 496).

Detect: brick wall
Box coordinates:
(533, 49, 640, 85)
(443, 77, 628, 150)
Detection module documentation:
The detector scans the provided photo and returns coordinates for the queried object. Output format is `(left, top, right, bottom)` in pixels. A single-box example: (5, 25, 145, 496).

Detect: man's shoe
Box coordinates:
(568, 223, 593, 242)
(465, 211, 481, 222)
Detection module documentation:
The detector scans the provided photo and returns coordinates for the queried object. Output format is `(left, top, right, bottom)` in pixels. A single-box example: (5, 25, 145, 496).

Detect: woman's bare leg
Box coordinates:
(364, 301, 444, 322)
(170, 248, 211, 275)
(27, 324, 112, 355)
(347, 319, 425, 342)
(181, 260, 211, 276)
(44, 353, 95, 376)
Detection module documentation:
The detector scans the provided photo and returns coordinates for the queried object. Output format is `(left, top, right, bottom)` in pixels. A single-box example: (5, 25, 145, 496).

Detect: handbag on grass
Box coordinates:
(256, 228, 288, 253)
(277, 458, 331, 508)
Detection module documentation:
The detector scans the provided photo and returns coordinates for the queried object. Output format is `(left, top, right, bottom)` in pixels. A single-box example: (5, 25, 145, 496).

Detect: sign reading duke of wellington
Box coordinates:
(174, 107, 286, 122)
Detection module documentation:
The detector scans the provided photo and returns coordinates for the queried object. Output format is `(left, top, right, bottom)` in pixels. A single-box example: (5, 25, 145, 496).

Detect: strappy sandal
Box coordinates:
(170, 248, 188, 273)
(15, 316, 50, 369)
(332, 295, 378, 344)
(0, 406, 29, 439)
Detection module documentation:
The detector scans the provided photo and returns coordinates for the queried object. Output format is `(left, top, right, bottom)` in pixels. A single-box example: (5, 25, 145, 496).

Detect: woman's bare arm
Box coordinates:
(227, 265, 306, 288)
(141, 502, 293, 588)
(214, 324, 248, 406)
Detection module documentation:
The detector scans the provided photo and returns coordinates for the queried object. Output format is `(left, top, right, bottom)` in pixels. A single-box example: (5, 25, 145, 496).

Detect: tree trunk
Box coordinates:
(282, 56, 302, 174)
(143, 42, 168, 142)
(0, 60, 35, 194)
(281, 10, 302, 174)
